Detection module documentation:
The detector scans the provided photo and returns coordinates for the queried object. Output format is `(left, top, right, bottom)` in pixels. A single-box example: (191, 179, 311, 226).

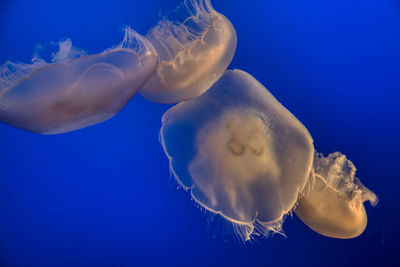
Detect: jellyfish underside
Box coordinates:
(161, 69, 314, 240)
(294, 152, 378, 239)
(0, 29, 157, 134)
(140, 0, 237, 103)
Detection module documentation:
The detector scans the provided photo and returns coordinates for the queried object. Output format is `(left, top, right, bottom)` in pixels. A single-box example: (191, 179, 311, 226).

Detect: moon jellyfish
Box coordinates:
(160, 69, 314, 240)
(0, 28, 157, 134)
(294, 152, 378, 239)
(140, 0, 237, 103)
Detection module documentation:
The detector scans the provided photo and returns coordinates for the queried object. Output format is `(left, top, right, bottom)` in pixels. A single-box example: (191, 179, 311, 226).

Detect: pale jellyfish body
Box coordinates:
(0, 29, 157, 134)
(295, 152, 378, 239)
(161, 70, 314, 239)
(140, 0, 237, 103)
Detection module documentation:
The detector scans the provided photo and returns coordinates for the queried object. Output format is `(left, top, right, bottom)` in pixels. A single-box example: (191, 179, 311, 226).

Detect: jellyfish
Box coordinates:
(0, 28, 157, 134)
(294, 152, 378, 239)
(139, 0, 237, 103)
(160, 69, 314, 240)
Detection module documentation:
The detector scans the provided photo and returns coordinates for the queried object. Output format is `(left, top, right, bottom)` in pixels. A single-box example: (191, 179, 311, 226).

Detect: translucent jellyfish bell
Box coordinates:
(294, 152, 378, 239)
(160, 70, 314, 240)
(140, 0, 237, 103)
(0, 28, 157, 134)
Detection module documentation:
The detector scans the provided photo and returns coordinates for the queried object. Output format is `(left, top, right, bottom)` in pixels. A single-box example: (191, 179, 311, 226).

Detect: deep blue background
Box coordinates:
(0, 0, 399, 266)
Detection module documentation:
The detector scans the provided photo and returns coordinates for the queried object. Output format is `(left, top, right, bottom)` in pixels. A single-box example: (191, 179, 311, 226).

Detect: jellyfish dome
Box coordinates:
(160, 69, 314, 240)
(140, 0, 237, 103)
(0, 28, 157, 134)
(294, 152, 378, 239)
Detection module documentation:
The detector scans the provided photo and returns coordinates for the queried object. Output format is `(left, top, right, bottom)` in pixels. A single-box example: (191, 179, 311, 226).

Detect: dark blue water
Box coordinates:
(0, 0, 399, 266)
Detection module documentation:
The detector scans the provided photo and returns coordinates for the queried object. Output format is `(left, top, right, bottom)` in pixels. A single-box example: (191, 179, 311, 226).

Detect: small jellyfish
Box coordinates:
(294, 152, 378, 239)
(140, 0, 237, 103)
(160, 69, 314, 240)
(0, 28, 157, 134)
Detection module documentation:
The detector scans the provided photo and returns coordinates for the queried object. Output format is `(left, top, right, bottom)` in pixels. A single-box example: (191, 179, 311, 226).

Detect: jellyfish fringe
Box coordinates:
(115, 27, 156, 57)
(146, 0, 218, 63)
(0, 38, 86, 97)
(0, 61, 43, 96)
(313, 152, 378, 206)
(187, 186, 288, 242)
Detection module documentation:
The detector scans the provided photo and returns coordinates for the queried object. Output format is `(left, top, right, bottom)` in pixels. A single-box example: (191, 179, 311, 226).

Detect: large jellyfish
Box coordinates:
(294, 152, 378, 239)
(0, 28, 157, 134)
(140, 0, 237, 103)
(160, 69, 314, 240)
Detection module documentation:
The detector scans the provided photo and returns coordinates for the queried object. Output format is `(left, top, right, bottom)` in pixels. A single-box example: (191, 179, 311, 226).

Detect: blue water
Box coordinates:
(0, 0, 399, 266)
